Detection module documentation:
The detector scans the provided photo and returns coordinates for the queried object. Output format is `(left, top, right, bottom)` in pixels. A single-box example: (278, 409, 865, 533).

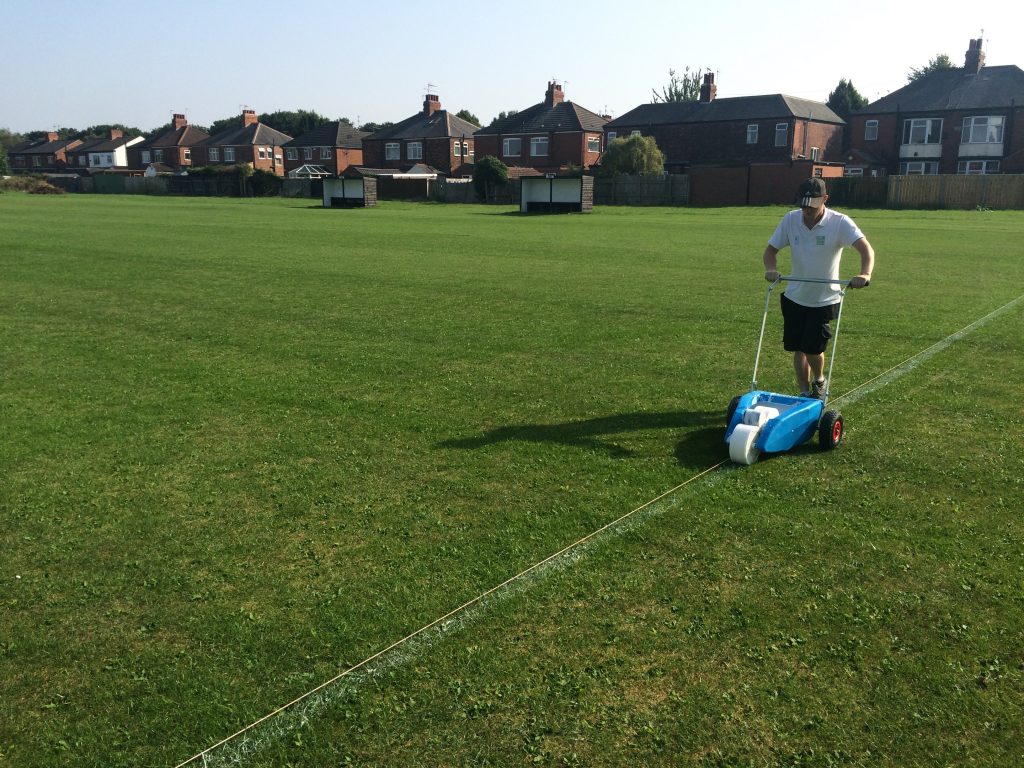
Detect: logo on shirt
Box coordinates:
(816, 235, 826, 246)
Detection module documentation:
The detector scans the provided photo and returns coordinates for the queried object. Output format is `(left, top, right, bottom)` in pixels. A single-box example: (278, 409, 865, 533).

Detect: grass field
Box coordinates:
(1, 193, 1022, 767)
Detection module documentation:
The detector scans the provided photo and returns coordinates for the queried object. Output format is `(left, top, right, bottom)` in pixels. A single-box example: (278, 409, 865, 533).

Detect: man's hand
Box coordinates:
(765, 270, 781, 283)
(849, 274, 871, 289)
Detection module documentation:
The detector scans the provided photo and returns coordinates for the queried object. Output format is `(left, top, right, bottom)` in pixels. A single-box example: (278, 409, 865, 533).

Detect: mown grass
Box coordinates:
(0, 194, 1021, 767)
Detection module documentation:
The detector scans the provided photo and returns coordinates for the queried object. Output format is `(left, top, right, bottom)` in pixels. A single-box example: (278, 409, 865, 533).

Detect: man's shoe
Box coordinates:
(810, 378, 827, 399)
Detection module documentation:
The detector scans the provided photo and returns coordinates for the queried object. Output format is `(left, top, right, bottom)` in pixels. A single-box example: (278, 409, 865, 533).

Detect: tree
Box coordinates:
(0, 144, 9, 176)
(652, 67, 704, 103)
(908, 54, 954, 82)
(82, 123, 143, 138)
(488, 110, 518, 127)
(455, 109, 480, 127)
(472, 155, 508, 201)
(826, 79, 868, 122)
(358, 121, 394, 133)
(258, 109, 331, 137)
(0, 128, 23, 152)
(598, 135, 665, 177)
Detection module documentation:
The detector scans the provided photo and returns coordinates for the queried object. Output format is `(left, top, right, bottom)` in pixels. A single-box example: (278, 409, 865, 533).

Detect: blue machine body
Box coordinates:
(724, 391, 824, 454)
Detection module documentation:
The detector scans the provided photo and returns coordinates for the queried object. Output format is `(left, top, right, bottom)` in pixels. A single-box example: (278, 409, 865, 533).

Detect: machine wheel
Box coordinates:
(819, 410, 843, 450)
(729, 424, 761, 465)
(727, 396, 740, 424)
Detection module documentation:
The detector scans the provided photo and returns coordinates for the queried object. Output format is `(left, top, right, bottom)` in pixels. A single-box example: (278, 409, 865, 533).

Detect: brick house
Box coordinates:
(129, 114, 210, 172)
(282, 121, 369, 177)
(604, 73, 846, 205)
(7, 132, 82, 174)
(193, 110, 293, 176)
(845, 39, 1024, 176)
(65, 129, 144, 172)
(361, 94, 478, 177)
(473, 82, 607, 176)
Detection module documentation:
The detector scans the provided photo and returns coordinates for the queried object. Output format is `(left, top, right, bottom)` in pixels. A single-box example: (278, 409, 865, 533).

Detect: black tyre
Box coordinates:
(727, 396, 740, 424)
(819, 409, 843, 450)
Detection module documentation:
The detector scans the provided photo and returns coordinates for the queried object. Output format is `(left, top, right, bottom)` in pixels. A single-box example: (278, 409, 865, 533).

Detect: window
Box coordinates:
(209, 148, 220, 161)
(154, 149, 164, 162)
(320, 147, 331, 159)
(844, 167, 864, 177)
(864, 120, 879, 141)
(183, 149, 191, 162)
(958, 159, 1000, 174)
(453, 141, 461, 157)
(587, 135, 600, 153)
(258, 147, 268, 160)
(902, 118, 942, 145)
(962, 116, 1003, 144)
(141, 150, 151, 163)
(407, 142, 423, 160)
(607, 131, 617, 142)
(286, 148, 297, 160)
(303, 147, 312, 160)
(465, 143, 473, 161)
(746, 124, 758, 144)
(774, 123, 788, 147)
(503, 137, 521, 157)
(385, 142, 400, 160)
(530, 137, 548, 157)
(899, 161, 939, 175)
(810, 147, 820, 162)
(32, 156, 41, 166)
(78, 156, 86, 166)
(224, 147, 235, 162)
(630, 130, 641, 137)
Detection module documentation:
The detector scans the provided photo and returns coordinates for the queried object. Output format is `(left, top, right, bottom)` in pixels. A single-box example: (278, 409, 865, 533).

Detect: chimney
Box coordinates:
(173, 113, 187, 130)
(700, 72, 717, 103)
(545, 81, 564, 107)
(46, 131, 59, 142)
(109, 128, 123, 140)
(423, 93, 441, 116)
(964, 38, 986, 74)
(242, 109, 258, 127)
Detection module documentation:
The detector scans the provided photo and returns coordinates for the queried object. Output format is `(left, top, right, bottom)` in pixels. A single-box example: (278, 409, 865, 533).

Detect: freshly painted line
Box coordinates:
(175, 292, 1023, 767)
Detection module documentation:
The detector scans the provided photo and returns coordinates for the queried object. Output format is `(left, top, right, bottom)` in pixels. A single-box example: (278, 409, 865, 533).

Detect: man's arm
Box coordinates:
(763, 245, 781, 283)
(849, 237, 874, 288)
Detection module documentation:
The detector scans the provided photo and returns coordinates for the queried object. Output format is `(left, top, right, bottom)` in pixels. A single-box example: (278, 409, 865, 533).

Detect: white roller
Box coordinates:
(742, 405, 779, 427)
(729, 423, 761, 465)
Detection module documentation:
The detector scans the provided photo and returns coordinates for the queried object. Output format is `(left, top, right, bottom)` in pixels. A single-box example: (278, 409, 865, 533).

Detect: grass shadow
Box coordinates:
(441, 410, 725, 468)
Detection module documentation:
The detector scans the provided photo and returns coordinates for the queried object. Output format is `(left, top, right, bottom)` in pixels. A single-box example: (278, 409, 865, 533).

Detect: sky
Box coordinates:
(2, 0, 1022, 135)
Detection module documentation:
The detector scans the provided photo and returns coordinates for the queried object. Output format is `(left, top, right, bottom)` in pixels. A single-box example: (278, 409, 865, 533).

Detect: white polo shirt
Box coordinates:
(768, 207, 865, 307)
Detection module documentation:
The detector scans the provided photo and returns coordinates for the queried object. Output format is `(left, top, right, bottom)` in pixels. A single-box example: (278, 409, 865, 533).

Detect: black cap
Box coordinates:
(797, 177, 827, 207)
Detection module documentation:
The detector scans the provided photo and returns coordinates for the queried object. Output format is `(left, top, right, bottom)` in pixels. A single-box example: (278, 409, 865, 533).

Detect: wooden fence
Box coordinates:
(887, 174, 1024, 209)
(593, 174, 690, 206)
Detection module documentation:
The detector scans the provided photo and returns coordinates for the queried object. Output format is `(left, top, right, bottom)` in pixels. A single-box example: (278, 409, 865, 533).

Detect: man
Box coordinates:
(762, 177, 874, 398)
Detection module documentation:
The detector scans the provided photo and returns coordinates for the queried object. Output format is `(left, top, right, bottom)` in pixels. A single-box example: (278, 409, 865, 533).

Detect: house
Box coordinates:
(604, 73, 846, 205)
(7, 132, 82, 174)
(65, 129, 144, 172)
(845, 39, 1024, 176)
(282, 121, 369, 178)
(129, 114, 210, 173)
(193, 109, 292, 176)
(473, 82, 607, 176)
(360, 94, 478, 177)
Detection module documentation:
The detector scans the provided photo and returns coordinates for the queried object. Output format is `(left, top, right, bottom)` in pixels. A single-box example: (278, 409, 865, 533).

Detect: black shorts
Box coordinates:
(781, 294, 840, 355)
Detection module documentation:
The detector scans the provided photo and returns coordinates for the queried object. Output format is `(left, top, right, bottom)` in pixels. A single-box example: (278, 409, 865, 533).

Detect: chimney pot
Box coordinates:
(545, 81, 565, 107)
(423, 94, 441, 116)
(110, 128, 123, 140)
(46, 131, 59, 142)
(173, 113, 187, 130)
(242, 109, 258, 126)
(964, 38, 986, 73)
(699, 72, 717, 103)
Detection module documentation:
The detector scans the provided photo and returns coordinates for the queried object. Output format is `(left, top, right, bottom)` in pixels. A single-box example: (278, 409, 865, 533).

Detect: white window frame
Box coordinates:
(746, 124, 758, 144)
(864, 120, 879, 141)
(141, 150, 151, 163)
(153, 149, 164, 162)
(465, 143, 473, 161)
(224, 147, 235, 162)
(407, 141, 423, 160)
(209, 148, 220, 162)
(303, 147, 312, 160)
(774, 122, 788, 147)
(899, 160, 939, 175)
(958, 159, 1000, 174)
(607, 131, 617, 142)
(961, 116, 1003, 144)
(902, 118, 942, 145)
(587, 135, 600, 153)
(385, 143, 400, 161)
(258, 147, 268, 160)
(183, 149, 191, 162)
(810, 146, 820, 162)
(286, 148, 297, 160)
(502, 137, 521, 157)
(530, 137, 548, 157)
(453, 141, 461, 157)
(844, 167, 864, 177)
(321, 147, 332, 159)
(630, 130, 641, 137)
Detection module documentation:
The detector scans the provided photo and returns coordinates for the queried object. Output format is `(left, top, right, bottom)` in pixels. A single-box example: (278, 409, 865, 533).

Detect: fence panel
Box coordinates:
(888, 174, 1024, 209)
(593, 175, 689, 206)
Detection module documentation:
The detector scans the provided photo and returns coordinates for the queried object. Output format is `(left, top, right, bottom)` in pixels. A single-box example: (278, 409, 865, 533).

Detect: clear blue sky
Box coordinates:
(2, 0, 1021, 134)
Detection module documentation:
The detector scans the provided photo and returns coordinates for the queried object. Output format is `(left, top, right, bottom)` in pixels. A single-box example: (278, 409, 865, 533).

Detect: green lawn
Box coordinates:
(1, 194, 1021, 767)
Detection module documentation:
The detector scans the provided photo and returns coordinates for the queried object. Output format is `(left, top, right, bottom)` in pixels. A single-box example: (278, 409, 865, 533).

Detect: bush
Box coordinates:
(0, 175, 65, 194)
(473, 155, 509, 201)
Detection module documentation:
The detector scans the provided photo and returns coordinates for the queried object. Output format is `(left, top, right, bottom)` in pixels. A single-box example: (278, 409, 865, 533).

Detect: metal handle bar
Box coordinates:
(779, 275, 869, 287)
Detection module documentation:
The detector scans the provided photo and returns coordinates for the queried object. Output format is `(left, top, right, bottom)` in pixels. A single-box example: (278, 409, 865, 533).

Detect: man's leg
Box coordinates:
(793, 352, 810, 394)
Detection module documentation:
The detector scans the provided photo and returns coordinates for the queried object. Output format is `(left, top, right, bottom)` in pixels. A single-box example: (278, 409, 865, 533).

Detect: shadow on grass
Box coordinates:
(440, 410, 727, 468)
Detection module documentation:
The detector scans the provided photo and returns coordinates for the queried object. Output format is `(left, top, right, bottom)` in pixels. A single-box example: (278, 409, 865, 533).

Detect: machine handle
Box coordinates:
(781, 275, 869, 287)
